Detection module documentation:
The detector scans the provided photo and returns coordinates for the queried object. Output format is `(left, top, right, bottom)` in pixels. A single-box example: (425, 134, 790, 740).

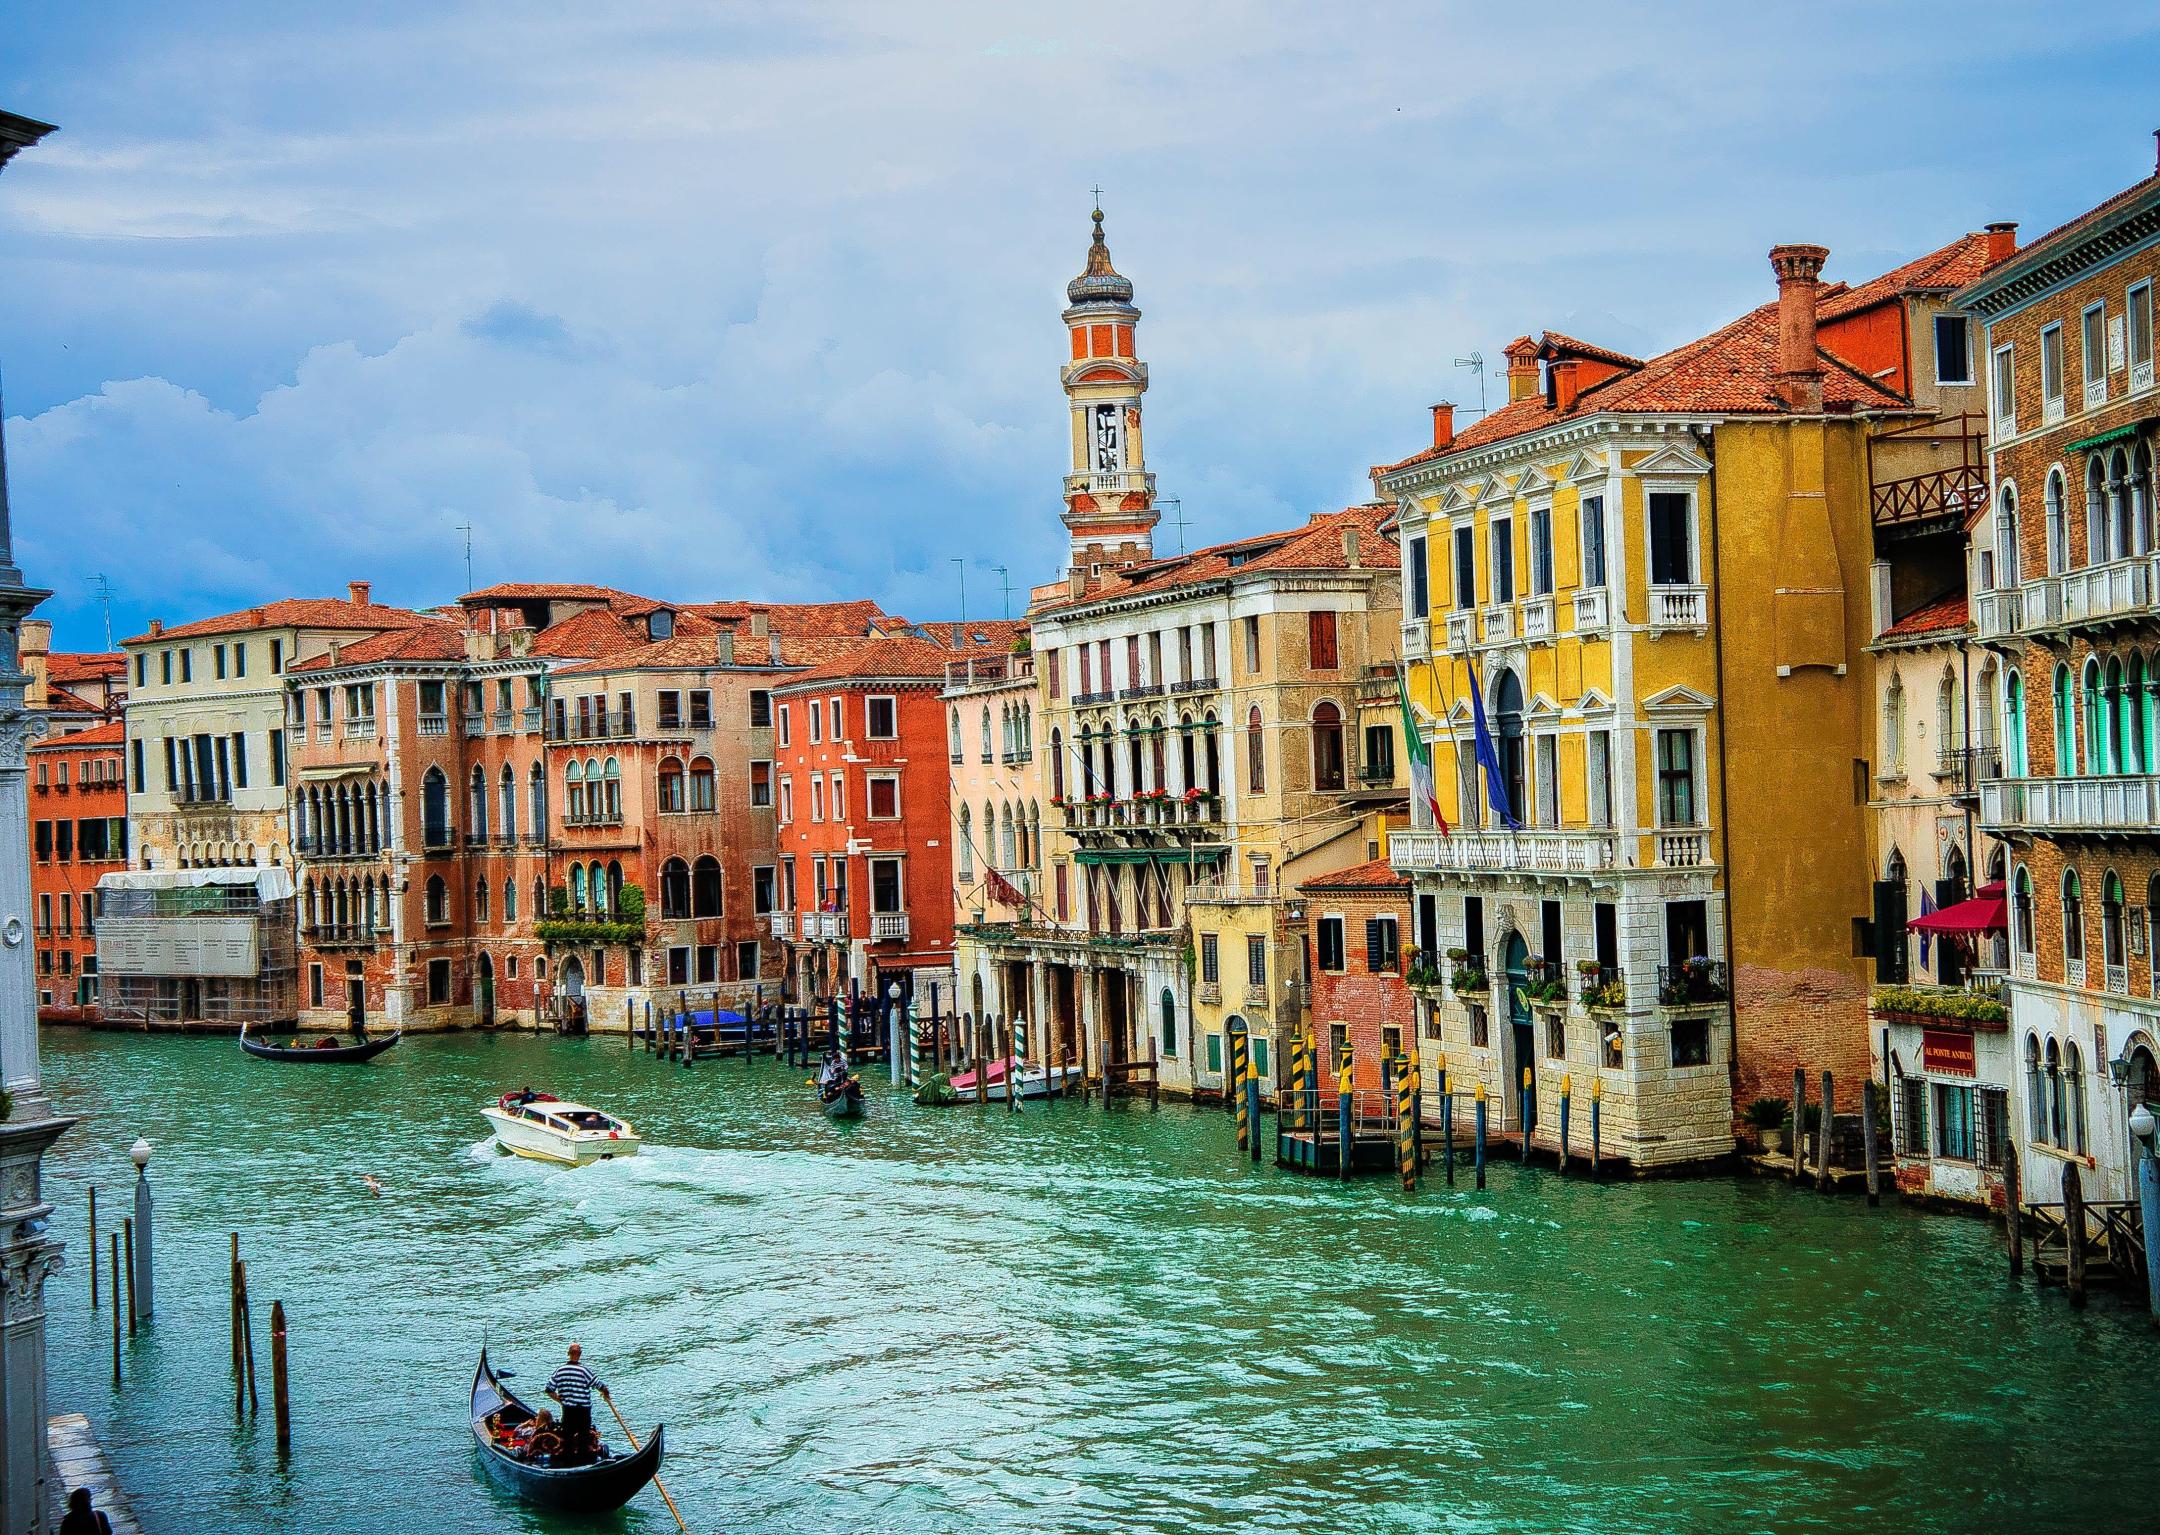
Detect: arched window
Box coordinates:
(2086, 456, 2107, 565)
(1204, 713, 1221, 796)
(949, 708, 962, 761)
(564, 759, 585, 824)
(1247, 706, 1266, 794)
(981, 707, 993, 762)
(1312, 701, 1345, 790)
(500, 763, 517, 842)
(2061, 868, 2085, 968)
(2103, 871, 2126, 975)
(421, 767, 449, 847)
(2110, 447, 2136, 559)
(425, 874, 448, 924)
(1999, 482, 2023, 586)
(1179, 712, 1197, 790)
(1883, 671, 1906, 775)
(529, 761, 547, 835)
(469, 765, 489, 840)
(503, 877, 517, 924)
(475, 876, 490, 925)
(688, 757, 715, 812)
(599, 757, 619, 821)
(1050, 729, 1065, 802)
(2044, 468, 2066, 575)
(2083, 658, 2109, 774)
(2064, 1040, 2088, 1153)
(2128, 654, 2152, 773)
(957, 806, 974, 881)
(1936, 668, 1958, 759)
(569, 862, 587, 911)
(658, 757, 685, 814)
(2054, 664, 2076, 774)
(692, 856, 722, 917)
(607, 861, 623, 913)
(1160, 987, 1178, 1057)
(999, 804, 1017, 871)
(660, 857, 691, 919)
(2005, 668, 2026, 777)
(1128, 723, 1144, 797)
(1493, 670, 1527, 823)
(1149, 714, 1166, 793)
(2134, 442, 2155, 554)
(2047, 1038, 2066, 1146)
(2013, 865, 2035, 957)
(2026, 1035, 2047, 1145)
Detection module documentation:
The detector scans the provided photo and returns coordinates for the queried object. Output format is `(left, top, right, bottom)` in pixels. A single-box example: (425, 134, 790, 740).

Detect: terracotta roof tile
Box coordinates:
(1297, 856, 1410, 893)
(33, 719, 126, 749)
(1979, 176, 2159, 285)
(39, 684, 103, 715)
(460, 582, 625, 603)
(46, 652, 126, 683)
(124, 598, 431, 647)
(1817, 232, 1999, 320)
(774, 636, 985, 687)
(1537, 332, 1644, 369)
(1881, 589, 1969, 639)
(1039, 504, 1398, 614)
(285, 621, 470, 672)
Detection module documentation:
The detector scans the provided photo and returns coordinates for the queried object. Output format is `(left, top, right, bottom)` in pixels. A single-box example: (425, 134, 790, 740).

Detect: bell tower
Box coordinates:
(1060, 204, 1157, 573)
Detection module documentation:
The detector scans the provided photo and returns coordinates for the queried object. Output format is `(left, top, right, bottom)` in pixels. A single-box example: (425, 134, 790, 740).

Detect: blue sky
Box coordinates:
(2, 2, 2157, 650)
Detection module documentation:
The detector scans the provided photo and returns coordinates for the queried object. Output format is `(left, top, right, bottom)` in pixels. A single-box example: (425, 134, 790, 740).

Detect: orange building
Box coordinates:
(30, 720, 127, 1012)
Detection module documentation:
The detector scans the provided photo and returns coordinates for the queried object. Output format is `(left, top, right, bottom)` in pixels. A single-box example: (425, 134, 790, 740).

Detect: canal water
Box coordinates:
(33, 1029, 2160, 1534)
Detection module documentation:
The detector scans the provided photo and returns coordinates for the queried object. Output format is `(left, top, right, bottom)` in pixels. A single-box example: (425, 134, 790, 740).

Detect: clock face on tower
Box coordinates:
(1092, 403, 1122, 474)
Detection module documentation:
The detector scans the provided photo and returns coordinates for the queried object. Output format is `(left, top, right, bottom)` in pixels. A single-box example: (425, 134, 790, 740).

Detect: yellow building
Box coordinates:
(1375, 245, 1929, 1166)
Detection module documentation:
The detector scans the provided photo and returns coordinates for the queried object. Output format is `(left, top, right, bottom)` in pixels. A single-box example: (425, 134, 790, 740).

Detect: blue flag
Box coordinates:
(1466, 669, 1522, 830)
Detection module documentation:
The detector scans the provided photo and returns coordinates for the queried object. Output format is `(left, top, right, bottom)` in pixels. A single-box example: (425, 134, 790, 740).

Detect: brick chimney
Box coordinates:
(1551, 359, 1583, 412)
(715, 628, 735, 665)
(1503, 336, 1540, 403)
(147, 618, 162, 636)
(1430, 402, 1455, 451)
(1769, 244, 1830, 412)
(1342, 524, 1362, 568)
(1984, 221, 2018, 264)
(348, 580, 371, 608)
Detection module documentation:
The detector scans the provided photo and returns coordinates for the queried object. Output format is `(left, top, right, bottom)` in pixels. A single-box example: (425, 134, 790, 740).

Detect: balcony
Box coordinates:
(1401, 618, 1431, 660)
(1654, 829, 1711, 868)
(1444, 613, 1475, 653)
(490, 709, 513, 732)
(418, 713, 448, 737)
(1972, 587, 2023, 644)
(1981, 775, 2160, 835)
(2056, 554, 2152, 629)
(519, 705, 544, 732)
(460, 712, 483, 737)
(1391, 828, 1617, 875)
(870, 911, 911, 944)
(304, 923, 380, 951)
(1648, 584, 1707, 633)
(1572, 588, 1609, 633)
(548, 709, 637, 742)
(1479, 606, 1514, 645)
(1063, 469, 1156, 500)
(1001, 748, 1033, 765)
(1871, 463, 1987, 530)
(1934, 743, 2001, 796)
(1170, 675, 1219, 697)
(1656, 960, 1728, 1007)
(421, 822, 456, 853)
(769, 911, 793, 940)
(1119, 683, 1164, 701)
(1072, 689, 1115, 707)
(344, 716, 376, 740)
(1520, 595, 1556, 642)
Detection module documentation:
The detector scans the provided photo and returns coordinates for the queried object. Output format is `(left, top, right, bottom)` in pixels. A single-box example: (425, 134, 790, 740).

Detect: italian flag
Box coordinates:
(1397, 663, 1447, 834)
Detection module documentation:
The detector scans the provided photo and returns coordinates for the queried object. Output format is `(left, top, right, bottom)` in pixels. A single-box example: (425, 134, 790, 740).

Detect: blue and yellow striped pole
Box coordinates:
(1559, 1073, 1572, 1175)
(1590, 1078, 1602, 1180)
(1439, 1054, 1454, 1186)
(1520, 1066, 1533, 1163)
(1473, 1081, 1487, 1190)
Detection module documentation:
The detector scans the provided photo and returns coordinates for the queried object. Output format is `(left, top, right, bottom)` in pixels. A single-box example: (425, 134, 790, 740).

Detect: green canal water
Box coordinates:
(32, 1030, 2160, 1534)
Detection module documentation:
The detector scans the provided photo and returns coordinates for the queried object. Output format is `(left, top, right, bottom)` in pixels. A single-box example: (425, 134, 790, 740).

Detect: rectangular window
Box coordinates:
(658, 691, 682, 729)
(749, 689, 771, 727)
(696, 945, 718, 984)
(689, 689, 711, 728)
(1242, 617, 1260, 674)
(1363, 723, 1393, 783)
(160, 651, 171, 685)
(1934, 313, 1972, 385)
(1407, 535, 1429, 618)
(830, 774, 844, 821)
(1366, 915, 1399, 974)
(807, 699, 822, 743)
(1528, 504, 1553, 595)
(750, 760, 772, 808)
(213, 644, 226, 680)
(1200, 624, 1218, 679)
(778, 777, 794, 823)
(1991, 344, 2016, 429)
(753, 866, 775, 914)
(309, 964, 324, 1009)
(134, 654, 145, 688)
(233, 642, 246, 677)
(2130, 281, 2155, 389)
(1246, 934, 1267, 987)
(1648, 491, 1692, 585)
(2081, 303, 2106, 405)
(1464, 894, 1485, 963)
(1899, 1076, 1928, 1156)
(230, 733, 247, 790)
(867, 775, 899, 819)
(1452, 524, 1475, 609)
(866, 696, 897, 739)
(668, 947, 690, 986)
(809, 775, 825, 821)
(270, 638, 284, 673)
(180, 650, 191, 683)
(1580, 495, 1607, 587)
(1126, 635, 1141, 689)
(777, 703, 791, 746)
(1307, 610, 1339, 670)
(735, 942, 758, 981)
(1669, 1016, 1710, 1068)
(1587, 729, 1612, 827)
(1200, 932, 1219, 984)
(1489, 516, 1515, 603)
(1316, 915, 1345, 972)
(1535, 734, 1558, 827)
(870, 858, 903, 913)
(1655, 729, 1697, 826)
(427, 959, 451, 1006)
(1933, 1082, 1976, 1160)
(269, 728, 285, 787)
(2040, 322, 2064, 418)
(1055, 862, 1069, 923)
(1045, 648, 1061, 699)
(131, 738, 145, 794)
(1078, 646, 1093, 696)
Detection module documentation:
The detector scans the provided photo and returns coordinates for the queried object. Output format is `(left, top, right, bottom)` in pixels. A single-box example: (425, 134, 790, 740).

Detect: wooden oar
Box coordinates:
(600, 1389, 688, 1535)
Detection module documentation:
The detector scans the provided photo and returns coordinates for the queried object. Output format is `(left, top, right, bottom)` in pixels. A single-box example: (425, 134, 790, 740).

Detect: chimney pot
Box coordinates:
(715, 629, 735, 666)
(348, 580, 371, 608)
(1768, 243, 1830, 412)
(1430, 402, 1455, 451)
(148, 619, 162, 636)
(1342, 526, 1362, 567)
(1503, 337, 1541, 404)
(1984, 220, 2018, 264)
(1551, 359, 1583, 412)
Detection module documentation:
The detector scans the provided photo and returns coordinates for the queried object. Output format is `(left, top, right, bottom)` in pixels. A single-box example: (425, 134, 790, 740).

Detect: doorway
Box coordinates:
(1504, 931, 1534, 1133)
(477, 951, 496, 1027)
(344, 962, 365, 1030)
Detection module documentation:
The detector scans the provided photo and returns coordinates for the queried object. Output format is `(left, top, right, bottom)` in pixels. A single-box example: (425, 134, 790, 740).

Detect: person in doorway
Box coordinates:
(59, 1488, 111, 1535)
(545, 1343, 604, 1462)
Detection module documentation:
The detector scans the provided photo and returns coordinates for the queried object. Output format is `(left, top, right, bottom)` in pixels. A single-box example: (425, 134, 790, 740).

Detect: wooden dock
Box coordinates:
(47, 1413, 142, 1535)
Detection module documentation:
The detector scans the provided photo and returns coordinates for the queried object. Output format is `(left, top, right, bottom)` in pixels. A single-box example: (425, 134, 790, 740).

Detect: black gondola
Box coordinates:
(469, 1349, 664, 1514)
(821, 1078, 865, 1119)
(238, 1023, 402, 1064)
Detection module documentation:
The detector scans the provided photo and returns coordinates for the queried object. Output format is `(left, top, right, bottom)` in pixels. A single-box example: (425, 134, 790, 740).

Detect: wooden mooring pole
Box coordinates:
(1440, 1059, 1455, 1186)
(270, 1299, 292, 1456)
(1791, 1068, 1806, 1182)
(2062, 1160, 2089, 1309)
(1861, 1079, 1881, 1206)
(1558, 1076, 1571, 1176)
(1817, 1070, 1834, 1193)
(1590, 1079, 1602, 1181)
(109, 1233, 121, 1387)
(122, 1217, 136, 1335)
(2003, 1142, 2023, 1279)
(88, 1186, 98, 1308)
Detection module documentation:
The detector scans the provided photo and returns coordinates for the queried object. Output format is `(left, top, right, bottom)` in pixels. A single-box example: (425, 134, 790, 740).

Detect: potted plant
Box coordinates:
(1745, 1096, 1786, 1154)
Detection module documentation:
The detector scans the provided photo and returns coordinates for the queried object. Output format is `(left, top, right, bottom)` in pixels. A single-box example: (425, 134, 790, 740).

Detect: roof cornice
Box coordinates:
(1954, 182, 2160, 318)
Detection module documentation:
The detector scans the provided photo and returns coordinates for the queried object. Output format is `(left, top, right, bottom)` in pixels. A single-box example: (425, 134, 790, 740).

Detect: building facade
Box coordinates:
(945, 647, 1046, 1026)
(29, 721, 125, 1013)
(1295, 856, 1416, 1092)
(1956, 165, 2160, 1208)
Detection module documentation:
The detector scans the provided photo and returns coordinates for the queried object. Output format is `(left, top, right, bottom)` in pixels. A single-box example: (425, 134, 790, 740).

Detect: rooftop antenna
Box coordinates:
(950, 557, 967, 629)
(456, 521, 475, 594)
(90, 573, 113, 652)
(1453, 352, 1488, 419)
(1161, 496, 1190, 555)
(984, 563, 1016, 621)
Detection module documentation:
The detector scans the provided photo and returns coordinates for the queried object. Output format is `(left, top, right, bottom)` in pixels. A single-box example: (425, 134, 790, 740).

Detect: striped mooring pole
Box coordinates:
(1438, 1055, 1454, 1186)
(1520, 1066, 1533, 1163)
(1590, 1078, 1602, 1180)
(1396, 1053, 1420, 1191)
(1228, 1019, 1251, 1154)
(1558, 1074, 1572, 1175)
(1336, 1043, 1354, 1183)
(1474, 1082, 1488, 1190)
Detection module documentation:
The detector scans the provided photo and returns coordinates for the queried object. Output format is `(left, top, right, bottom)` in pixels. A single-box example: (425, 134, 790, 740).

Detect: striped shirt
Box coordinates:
(546, 1363, 602, 1407)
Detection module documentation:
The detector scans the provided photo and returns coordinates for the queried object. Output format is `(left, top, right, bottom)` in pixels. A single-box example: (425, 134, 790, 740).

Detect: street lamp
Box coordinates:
(2132, 1099, 2160, 1325)
(129, 1136, 154, 1319)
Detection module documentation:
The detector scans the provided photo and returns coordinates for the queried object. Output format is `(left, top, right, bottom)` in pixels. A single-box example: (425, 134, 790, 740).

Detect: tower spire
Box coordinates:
(1059, 200, 1154, 574)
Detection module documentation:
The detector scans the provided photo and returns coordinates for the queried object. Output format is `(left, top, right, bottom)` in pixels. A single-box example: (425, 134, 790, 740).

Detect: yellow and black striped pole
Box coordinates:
(1520, 1066, 1534, 1163)
(1229, 1019, 1251, 1155)
(1335, 1042, 1354, 1181)
(1396, 1053, 1420, 1190)
(1291, 1027, 1314, 1133)
(1438, 1053, 1454, 1185)
(1590, 1078, 1603, 1180)
(1558, 1073, 1572, 1175)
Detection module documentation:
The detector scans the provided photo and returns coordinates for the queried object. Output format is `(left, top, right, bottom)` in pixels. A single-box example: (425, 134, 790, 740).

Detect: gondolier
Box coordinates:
(545, 1343, 606, 1459)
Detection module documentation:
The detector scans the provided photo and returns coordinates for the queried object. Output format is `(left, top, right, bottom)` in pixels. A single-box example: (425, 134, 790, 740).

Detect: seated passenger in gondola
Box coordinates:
(521, 1409, 562, 1463)
(818, 1051, 849, 1095)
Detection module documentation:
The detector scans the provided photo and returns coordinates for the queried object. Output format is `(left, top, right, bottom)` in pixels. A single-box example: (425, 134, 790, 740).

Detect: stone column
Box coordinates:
(1, 105, 70, 1535)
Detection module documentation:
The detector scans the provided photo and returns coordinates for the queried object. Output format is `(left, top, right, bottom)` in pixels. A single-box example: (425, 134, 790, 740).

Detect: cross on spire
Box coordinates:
(1090, 183, 1104, 209)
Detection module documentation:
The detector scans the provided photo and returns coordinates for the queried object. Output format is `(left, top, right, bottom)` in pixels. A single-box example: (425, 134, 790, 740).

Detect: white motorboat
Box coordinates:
(943, 1059, 1086, 1102)
(481, 1092, 641, 1165)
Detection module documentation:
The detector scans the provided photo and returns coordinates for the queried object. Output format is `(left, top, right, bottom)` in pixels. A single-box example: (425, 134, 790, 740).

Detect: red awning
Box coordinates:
(1908, 881, 2006, 936)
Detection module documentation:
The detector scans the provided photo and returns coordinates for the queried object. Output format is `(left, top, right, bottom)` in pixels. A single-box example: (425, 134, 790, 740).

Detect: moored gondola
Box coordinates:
(470, 1349, 663, 1514)
(239, 1023, 401, 1064)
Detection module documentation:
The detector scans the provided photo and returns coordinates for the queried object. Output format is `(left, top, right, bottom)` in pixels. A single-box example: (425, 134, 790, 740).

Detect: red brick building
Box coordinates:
(1295, 857, 1414, 1093)
(772, 637, 967, 1003)
(31, 720, 127, 1012)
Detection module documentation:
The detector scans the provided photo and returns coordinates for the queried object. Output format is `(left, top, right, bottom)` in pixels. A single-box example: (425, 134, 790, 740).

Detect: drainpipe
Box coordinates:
(1693, 426, 1744, 1128)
